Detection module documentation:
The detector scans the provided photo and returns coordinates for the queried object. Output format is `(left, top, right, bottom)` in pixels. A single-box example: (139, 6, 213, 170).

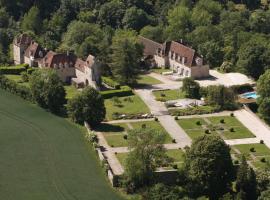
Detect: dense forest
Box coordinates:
(0, 0, 270, 80)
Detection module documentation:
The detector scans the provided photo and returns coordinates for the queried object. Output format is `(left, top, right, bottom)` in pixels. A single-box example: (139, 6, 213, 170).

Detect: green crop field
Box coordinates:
(0, 89, 122, 200)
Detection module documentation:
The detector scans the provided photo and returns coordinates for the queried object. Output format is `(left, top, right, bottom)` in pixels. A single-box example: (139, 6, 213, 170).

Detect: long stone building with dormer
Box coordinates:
(13, 34, 101, 89)
(139, 36, 209, 79)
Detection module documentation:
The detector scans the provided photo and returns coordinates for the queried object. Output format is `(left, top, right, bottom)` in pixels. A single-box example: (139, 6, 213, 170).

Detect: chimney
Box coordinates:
(180, 39, 183, 43)
(66, 51, 70, 56)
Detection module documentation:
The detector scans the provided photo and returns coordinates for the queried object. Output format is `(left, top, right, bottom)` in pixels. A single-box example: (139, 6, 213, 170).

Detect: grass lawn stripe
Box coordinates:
(0, 89, 122, 200)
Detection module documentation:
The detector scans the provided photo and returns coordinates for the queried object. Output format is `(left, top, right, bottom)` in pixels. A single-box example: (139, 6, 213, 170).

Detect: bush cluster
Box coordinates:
(169, 106, 220, 116)
(101, 86, 133, 99)
(102, 76, 121, 89)
(0, 64, 28, 75)
(0, 75, 32, 101)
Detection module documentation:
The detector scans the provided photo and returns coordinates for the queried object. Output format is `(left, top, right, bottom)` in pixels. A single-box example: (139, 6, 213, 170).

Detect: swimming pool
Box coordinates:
(241, 92, 259, 99)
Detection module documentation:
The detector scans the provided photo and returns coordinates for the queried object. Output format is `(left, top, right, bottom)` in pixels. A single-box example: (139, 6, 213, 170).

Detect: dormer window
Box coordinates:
(171, 51, 174, 59)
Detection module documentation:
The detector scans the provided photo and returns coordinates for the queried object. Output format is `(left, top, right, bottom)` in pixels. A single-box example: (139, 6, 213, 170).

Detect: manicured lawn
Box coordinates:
(150, 68, 172, 74)
(136, 74, 162, 85)
(5, 74, 22, 82)
(234, 143, 270, 169)
(130, 121, 173, 143)
(98, 121, 173, 147)
(64, 85, 80, 99)
(4, 74, 30, 87)
(166, 149, 185, 168)
(177, 118, 207, 130)
(176, 116, 255, 140)
(96, 123, 129, 147)
(116, 153, 128, 168)
(207, 116, 255, 139)
(153, 89, 185, 101)
(104, 95, 150, 121)
(0, 89, 122, 200)
(116, 149, 185, 169)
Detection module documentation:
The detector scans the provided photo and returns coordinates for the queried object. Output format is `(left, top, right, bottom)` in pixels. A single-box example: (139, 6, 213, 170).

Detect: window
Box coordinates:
(175, 53, 178, 61)
(171, 51, 174, 59)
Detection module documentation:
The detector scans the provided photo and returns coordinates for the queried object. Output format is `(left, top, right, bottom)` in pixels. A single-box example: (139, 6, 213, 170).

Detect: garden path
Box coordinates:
(234, 109, 270, 149)
(134, 88, 192, 148)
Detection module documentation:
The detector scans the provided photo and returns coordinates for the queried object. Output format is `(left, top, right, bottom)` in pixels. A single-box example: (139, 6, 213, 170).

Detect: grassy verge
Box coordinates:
(153, 89, 185, 102)
(104, 95, 150, 121)
(0, 89, 122, 200)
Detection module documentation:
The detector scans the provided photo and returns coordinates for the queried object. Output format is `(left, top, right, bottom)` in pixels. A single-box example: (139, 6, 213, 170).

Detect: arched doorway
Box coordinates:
(85, 79, 89, 86)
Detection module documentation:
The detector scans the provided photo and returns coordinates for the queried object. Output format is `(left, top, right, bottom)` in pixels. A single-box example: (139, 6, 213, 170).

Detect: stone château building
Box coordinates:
(13, 34, 101, 89)
(139, 36, 209, 79)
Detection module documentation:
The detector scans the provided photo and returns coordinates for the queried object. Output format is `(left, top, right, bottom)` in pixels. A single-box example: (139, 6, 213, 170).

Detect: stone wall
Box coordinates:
(190, 65, 210, 79)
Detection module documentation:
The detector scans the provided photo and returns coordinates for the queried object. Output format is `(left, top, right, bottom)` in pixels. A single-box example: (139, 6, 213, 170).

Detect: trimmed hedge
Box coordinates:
(101, 86, 133, 99)
(0, 75, 32, 101)
(0, 64, 29, 75)
(102, 76, 120, 89)
(230, 84, 254, 94)
(169, 106, 220, 116)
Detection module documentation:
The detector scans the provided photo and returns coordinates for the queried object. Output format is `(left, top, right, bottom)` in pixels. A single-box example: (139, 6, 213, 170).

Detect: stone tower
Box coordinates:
(13, 34, 32, 65)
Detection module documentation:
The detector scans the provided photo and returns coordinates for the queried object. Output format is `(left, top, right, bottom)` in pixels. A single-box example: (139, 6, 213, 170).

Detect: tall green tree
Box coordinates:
(236, 156, 257, 200)
(204, 85, 236, 110)
(122, 6, 150, 31)
(237, 40, 270, 80)
(166, 5, 192, 40)
(67, 87, 105, 127)
(184, 135, 234, 199)
(182, 77, 200, 99)
(124, 128, 170, 191)
(29, 69, 66, 113)
(21, 6, 42, 34)
(110, 29, 143, 85)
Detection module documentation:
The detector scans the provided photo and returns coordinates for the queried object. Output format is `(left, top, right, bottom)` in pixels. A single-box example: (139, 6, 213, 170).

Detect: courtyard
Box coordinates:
(176, 115, 255, 140)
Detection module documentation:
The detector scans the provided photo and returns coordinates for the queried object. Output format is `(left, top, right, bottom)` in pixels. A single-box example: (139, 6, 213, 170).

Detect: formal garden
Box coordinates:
(136, 74, 162, 86)
(116, 148, 185, 170)
(176, 115, 255, 140)
(96, 120, 173, 147)
(232, 143, 270, 170)
(153, 89, 185, 102)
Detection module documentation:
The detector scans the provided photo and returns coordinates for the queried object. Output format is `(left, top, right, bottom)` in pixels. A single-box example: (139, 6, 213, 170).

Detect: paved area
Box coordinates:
(197, 70, 255, 87)
(95, 132, 124, 175)
(149, 70, 254, 88)
(135, 88, 192, 147)
(234, 109, 270, 149)
(225, 138, 261, 146)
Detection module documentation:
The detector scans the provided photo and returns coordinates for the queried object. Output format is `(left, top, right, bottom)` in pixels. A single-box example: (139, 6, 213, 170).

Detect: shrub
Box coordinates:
(102, 76, 120, 89)
(260, 140, 264, 144)
(261, 158, 266, 163)
(21, 72, 28, 82)
(205, 129, 210, 134)
(154, 117, 158, 121)
(234, 160, 239, 165)
(174, 116, 178, 120)
(230, 128, 234, 132)
(0, 75, 32, 101)
(250, 147, 255, 152)
(172, 139, 176, 143)
(0, 64, 28, 75)
(172, 164, 178, 169)
(169, 106, 220, 116)
(141, 124, 146, 129)
(231, 84, 254, 94)
(220, 119, 225, 124)
(160, 93, 166, 97)
(100, 86, 133, 99)
(123, 134, 128, 140)
(230, 113, 234, 117)
(196, 121, 201, 126)
(27, 68, 35, 74)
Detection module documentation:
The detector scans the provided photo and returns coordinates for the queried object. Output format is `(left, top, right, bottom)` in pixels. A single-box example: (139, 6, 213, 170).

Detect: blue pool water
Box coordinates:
(242, 92, 259, 99)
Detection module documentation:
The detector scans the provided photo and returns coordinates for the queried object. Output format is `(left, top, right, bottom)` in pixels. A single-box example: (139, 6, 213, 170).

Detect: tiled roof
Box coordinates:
(167, 41, 196, 67)
(138, 36, 163, 56)
(24, 41, 45, 59)
(74, 54, 97, 72)
(14, 34, 32, 47)
(40, 51, 77, 68)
